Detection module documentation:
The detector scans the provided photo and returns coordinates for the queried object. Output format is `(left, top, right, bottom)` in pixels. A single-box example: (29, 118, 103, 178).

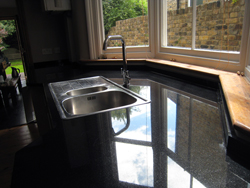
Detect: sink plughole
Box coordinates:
(66, 86, 108, 96)
(63, 91, 137, 115)
(48, 76, 150, 119)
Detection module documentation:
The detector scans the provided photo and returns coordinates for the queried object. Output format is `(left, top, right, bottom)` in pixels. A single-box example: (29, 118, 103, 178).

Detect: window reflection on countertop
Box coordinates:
(107, 78, 228, 188)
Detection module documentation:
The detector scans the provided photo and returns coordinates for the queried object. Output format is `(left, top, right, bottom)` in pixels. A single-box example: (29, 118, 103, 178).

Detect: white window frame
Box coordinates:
(244, 0, 250, 81)
(155, 0, 250, 72)
(244, 31, 250, 82)
(85, 0, 155, 59)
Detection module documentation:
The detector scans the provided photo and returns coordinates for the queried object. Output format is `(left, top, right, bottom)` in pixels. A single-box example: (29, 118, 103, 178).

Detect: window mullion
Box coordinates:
(85, 0, 103, 59)
(191, 0, 197, 50)
(161, 0, 168, 47)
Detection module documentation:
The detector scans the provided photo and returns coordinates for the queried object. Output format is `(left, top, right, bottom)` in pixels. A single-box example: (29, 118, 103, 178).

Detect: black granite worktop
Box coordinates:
(11, 70, 250, 187)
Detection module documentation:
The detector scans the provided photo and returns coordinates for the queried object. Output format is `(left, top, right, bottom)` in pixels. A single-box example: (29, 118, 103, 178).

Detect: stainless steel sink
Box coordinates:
(63, 91, 137, 115)
(48, 76, 151, 169)
(66, 86, 107, 96)
(48, 76, 150, 119)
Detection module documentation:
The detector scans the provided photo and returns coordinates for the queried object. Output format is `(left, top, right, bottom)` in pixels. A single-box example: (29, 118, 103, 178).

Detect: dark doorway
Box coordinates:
(0, 17, 26, 85)
(0, 16, 35, 130)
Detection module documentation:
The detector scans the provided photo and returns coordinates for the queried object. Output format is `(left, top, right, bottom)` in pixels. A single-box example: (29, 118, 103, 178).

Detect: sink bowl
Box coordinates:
(63, 91, 137, 115)
(66, 86, 107, 96)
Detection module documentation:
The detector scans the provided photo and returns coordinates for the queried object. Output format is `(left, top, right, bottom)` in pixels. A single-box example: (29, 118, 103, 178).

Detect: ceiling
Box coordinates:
(0, 0, 16, 8)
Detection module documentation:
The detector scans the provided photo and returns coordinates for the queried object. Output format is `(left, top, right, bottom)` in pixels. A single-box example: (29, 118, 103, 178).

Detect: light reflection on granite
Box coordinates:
(166, 95, 177, 153)
(100, 79, 250, 188)
(111, 85, 153, 186)
(167, 156, 205, 188)
(115, 143, 153, 187)
(111, 85, 151, 142)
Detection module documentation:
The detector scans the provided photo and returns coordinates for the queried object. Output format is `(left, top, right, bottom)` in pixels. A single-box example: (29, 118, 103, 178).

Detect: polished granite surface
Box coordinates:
(146, 59, 250, 137)
(83, 59, 250, 136)
(11, 72, 250, 187)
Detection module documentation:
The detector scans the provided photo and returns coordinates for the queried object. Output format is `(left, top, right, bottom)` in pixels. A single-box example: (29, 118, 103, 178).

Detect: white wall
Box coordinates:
(22, 0, 68, 63)
(70, 0, 90, 60)
(0, 0, 90, 64)
(0, 7, 17, 17)
(0, 0, 17, 17)
(19, 0, 90, 63)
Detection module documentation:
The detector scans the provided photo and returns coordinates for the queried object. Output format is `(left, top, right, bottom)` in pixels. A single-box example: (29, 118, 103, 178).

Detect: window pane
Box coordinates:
(196, 0, 245, 52)
(162, 0, 192, 48)
(102, 0, 149, 47)
(190, 0, 203, 7)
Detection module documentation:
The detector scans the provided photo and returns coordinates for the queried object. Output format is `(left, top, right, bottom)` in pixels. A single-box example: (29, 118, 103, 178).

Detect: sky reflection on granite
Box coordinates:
(167, 157, 205, 188)
(107, 79, 250, 188)
(115, 143, 153, 187)
(111, 85, 152, 186)
(167, 97, 177, 153)
(111, 84, 209, 187)
(112, 86, 151, 142)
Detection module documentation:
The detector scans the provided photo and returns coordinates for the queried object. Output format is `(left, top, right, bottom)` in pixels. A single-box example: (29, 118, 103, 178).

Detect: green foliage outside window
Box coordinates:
(0, 20, 16, 35)
(232, 0, 239, 4)
(0, 20, 16, 51)
(102, 0, 148, 35)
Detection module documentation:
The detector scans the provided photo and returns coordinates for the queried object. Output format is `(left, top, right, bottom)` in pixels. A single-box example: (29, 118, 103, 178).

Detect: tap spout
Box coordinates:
(103, 35, 127, 71)
(103, 35, 130, 87)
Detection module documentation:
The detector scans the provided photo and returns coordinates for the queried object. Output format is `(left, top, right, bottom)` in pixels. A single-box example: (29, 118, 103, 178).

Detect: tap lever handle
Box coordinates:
(125, 70, 131, 80)
(121, 68, 123, 76)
